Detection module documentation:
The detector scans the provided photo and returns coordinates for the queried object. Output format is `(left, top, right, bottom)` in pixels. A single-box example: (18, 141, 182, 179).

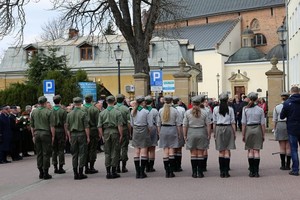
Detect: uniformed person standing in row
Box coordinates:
(242, 92, 265, 178)
(158, 95, 181, 178)
(114, 94, 131, 173)
(98, 95, 123, 179)
(66, 97, 90, 180)
(272, 92, 291, 170)
(145, 95, 159, 172)
(173, 96, 186, 172)
(51, 95, 67, 174)
(82, 94, 100, 174)
(130, 96, 153, 179)
(203, 99, 213, 171)
(213, 92, 236, 178)
(31, 96, 55, 179)
(183, 95, 211, 178)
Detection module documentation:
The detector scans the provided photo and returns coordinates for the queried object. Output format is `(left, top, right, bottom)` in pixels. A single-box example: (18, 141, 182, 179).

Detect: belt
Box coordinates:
(161, 124, 175, 126)
(247, 123, 261, 126)
(216, 124, 231, 126)
(278, 121, 286, 122)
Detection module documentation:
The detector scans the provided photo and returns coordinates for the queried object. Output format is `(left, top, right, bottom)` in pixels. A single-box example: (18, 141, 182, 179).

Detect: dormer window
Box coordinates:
(253, 33, 267, 46)
(78, 43, 93, 61)
(23, 44, 40, 62)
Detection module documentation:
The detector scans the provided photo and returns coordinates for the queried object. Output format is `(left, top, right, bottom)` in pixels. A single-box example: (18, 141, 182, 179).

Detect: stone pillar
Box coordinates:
(173, 59, 192, 105)
(265, 56, 283, 131)
(133, 73, 149, 96)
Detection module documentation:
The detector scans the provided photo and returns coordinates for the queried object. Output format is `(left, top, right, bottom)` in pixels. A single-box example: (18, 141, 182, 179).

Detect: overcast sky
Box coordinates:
(0, 1, 59, 54)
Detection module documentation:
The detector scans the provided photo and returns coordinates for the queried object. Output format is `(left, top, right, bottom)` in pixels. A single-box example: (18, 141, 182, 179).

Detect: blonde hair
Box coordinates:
(162, 103, 171, 123)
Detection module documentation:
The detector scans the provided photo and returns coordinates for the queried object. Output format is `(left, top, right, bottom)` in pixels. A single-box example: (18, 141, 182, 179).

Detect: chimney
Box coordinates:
(68, 28, 79, 39)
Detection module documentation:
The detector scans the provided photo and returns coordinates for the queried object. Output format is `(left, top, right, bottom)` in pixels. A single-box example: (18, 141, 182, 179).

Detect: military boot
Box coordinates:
(106, 166, 112, 179)
(78, 167, 88, 179)
(43, 169, 52, 180)
(84, 163, 90, 174)
(58, 164, 66, 174)
(38, 168, 44, 179)
(122, 161, 128, 173)
(111, 167, 121, 179)
(89, 162, 98, 174)
(54, 164, 59, 174)
(73, 168, 79, 180)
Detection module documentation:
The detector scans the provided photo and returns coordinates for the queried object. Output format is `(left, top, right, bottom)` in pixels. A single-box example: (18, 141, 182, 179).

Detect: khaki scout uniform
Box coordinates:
(31, 96, 53, 180)
(82, 94, 100, 174)
(50, 95, 67, 174)
(114, 94, 131, 173)
(98, 95, 123, 179)
(66, 97, 90, 180)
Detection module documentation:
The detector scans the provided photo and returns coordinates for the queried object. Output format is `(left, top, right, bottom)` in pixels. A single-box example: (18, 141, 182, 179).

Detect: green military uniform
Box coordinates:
(31, 96, 53, 180)
(98, 95, 123, 179)
(50, 95, 67, 174)
(82, 94, 100, 174)
(114, 94, 131, 173)
(66, 97, 90, 180)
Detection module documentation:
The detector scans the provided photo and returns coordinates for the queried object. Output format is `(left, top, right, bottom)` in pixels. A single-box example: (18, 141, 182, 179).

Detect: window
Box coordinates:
(26, 49, 38, 62)
(250, 19, 260, 30)
(253, 33, 267, 46)
(80, 45, 93, 60)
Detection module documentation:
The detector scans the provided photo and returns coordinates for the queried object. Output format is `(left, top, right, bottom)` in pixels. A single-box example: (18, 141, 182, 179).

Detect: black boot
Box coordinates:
(111, 167, 121, 178)
(58, 164, 66, 174)
(148, 159, 156, 172)
(54, 164, 59, 174)
(106, 166, 112, 179)
(224, 158, 231, 178)
(286, 155, 291, 170)
(85, 163, 90, 174)
(78, 167, 88, 179)
(248, 158, 254, 177)
(253, 158, 260, 178)
(169, 156, 176, 178)
(175, 154, 183, 172)
(163, 158, 170, 178)
(38, 168, 44, 179)
(122, 161, 128, 173)
(134, 157, 140, 179)
(219, 157, 225, 178)
(140, 157, 148, 179)
(89, 161, 98, 174)
(116, 161, 121, 173)
(191, 159, 197, 178)
(43, 169, 52, 180)
(73, 168, 79, 180)
(197, 158, 204, 178)
(280, 154, 286, 170)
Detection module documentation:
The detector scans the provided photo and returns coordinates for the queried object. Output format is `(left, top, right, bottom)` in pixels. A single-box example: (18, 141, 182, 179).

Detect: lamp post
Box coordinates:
(216, 73, 220, 100)
(114, 45, 124, 94)
(277, 24, 287, 92)
(156, 58, 165, 106)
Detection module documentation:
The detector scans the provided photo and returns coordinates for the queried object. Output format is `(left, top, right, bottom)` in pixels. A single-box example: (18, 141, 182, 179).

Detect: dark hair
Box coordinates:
(53, 99, 61, 104)
(116, 98, 124, 103)
(219, 100, 229, 117)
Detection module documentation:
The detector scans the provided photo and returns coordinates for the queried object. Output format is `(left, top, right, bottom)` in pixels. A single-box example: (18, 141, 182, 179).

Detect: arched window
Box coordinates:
(250, 18, 260, 30)
(253, 33, 267, 46)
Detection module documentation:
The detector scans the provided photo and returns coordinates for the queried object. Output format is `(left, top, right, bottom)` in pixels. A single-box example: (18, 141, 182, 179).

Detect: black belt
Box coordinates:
(161, 124, 175, 126)
(278, 121, 286, 122)
(216, 124, 231, 126)
(247, 123, 261, 126)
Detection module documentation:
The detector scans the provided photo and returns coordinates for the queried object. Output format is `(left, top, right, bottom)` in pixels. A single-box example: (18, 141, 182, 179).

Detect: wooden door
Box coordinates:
(234, 86, 245, 98)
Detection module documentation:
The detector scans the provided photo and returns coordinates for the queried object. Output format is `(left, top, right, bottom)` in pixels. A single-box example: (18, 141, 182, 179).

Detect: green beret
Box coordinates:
(116, 94, 125, 100)
(85, 94, 93, 101)
(145, 95, 153, 102)
(106, 95, 115, 102)
(219, 92, 229, 101)
(135, 95, 145, 103)
(248, 92, 258, 101)
(173, 96, 180, 101)
(38, 96, 47, 104)
(53, 95, 62, 101)
(73, 97, 83, 104)
(164, 95, 173, 101)
(281, 92, 290, 97)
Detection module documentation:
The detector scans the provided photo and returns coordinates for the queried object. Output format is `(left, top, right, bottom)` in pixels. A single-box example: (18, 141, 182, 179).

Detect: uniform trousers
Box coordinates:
(35, 130, 52, 170)
(70, 132, 87, 168)
(104, 127, 120, 167)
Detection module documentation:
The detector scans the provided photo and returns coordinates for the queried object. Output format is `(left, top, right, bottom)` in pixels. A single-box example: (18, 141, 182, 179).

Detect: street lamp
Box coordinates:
(156, 58, 165, 106)
(216, 73, 220, 100)
(158, 58, 165, 71)
(114, 45, 124, 94)
(277, 23, 287, 92)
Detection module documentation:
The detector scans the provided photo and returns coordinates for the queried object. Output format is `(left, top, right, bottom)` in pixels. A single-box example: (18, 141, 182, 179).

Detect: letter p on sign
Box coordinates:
(43, 80, 55, 94)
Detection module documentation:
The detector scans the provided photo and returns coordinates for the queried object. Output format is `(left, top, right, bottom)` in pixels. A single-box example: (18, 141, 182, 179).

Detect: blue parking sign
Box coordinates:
(43, 80, 55, 94)
(150, 70, 163, 86)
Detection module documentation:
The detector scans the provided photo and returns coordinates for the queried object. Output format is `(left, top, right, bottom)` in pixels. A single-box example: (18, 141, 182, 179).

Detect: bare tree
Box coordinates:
(40, 17, 69, 41)
(0, 0, 183, 74)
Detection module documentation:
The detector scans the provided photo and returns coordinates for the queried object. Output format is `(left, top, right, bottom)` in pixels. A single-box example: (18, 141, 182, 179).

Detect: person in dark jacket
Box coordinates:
(280, 86, 300, 176)
(0, 106, 12, 164)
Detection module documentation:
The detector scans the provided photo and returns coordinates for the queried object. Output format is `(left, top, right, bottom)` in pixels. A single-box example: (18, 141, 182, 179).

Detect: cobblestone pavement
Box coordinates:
(1, 132, 300, 200)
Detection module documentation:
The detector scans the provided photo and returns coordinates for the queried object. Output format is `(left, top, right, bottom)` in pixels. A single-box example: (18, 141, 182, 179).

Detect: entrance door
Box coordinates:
(234, 86, 245, 98)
